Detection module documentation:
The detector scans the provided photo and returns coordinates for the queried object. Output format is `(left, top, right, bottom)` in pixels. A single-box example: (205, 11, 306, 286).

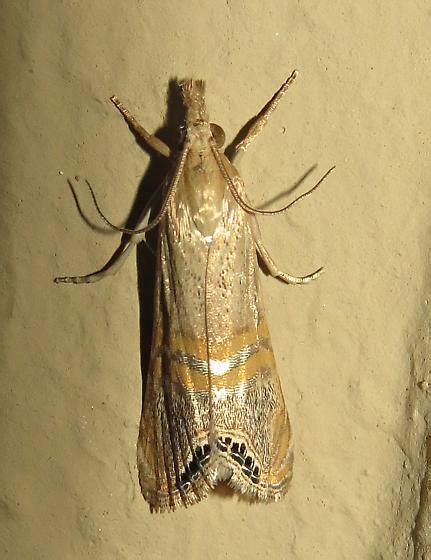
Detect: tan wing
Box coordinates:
(203, 186, 293, 501)
(137, 231, 213, 512)
(137, 183, 292, 511)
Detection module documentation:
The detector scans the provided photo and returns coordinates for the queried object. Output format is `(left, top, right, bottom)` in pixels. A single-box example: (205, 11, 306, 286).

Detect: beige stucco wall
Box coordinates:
(1, 2, 430, 558)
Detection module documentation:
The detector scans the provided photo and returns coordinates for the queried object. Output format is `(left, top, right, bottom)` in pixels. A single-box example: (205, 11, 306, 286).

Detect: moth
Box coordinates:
(55, 70, 333, 512)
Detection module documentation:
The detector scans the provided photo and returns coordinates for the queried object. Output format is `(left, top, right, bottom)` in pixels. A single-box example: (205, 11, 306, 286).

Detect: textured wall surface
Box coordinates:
(1, 2, 430, 559)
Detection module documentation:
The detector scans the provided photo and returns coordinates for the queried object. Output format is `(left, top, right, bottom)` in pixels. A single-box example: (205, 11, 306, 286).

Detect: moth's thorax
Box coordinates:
(180, 134, 226, 238)
(177, 79, 226, 238)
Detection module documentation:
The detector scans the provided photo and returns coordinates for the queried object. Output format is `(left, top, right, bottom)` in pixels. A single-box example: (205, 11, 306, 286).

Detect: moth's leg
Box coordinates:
(231, 70, 298, 164)
(111, 96, 171, 158)
(250, 216, 323, 285)
(54, 185, 160, 284)
(54, 241, 137, 284)
(257, 240, 323, 284)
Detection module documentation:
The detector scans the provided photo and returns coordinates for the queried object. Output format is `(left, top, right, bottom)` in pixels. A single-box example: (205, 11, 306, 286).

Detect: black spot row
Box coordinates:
(177, 443, 211, 492)
(217, 436, 260, 483)
(177, 437, 261, 492)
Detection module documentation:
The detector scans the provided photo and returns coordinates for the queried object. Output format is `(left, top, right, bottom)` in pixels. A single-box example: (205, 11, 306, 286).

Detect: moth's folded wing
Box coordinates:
(137, 248, 213, 512)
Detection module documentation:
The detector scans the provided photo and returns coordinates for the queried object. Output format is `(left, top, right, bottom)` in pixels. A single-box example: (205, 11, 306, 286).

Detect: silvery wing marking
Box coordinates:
(165, 336, 271, 376)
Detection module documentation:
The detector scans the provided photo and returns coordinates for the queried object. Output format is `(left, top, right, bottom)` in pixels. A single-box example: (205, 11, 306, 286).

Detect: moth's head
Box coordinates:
(181, 79, 208, 124)
(180, 79, 225, 149)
